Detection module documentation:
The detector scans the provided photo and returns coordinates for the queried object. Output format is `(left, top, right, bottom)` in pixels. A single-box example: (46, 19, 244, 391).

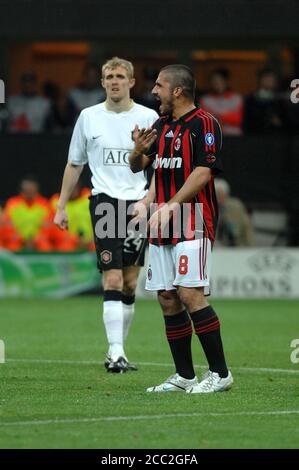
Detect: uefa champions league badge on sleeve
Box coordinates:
(205, 132, 215, 146)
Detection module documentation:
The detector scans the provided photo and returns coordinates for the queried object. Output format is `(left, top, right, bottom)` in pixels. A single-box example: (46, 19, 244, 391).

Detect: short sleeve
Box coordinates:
(68, 111, 88, 165)
(192, 115, 223, 174)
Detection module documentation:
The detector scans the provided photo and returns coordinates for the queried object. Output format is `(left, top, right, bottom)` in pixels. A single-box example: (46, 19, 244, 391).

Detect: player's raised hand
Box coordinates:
(133, 125, 157, 154)
(54, 208, 68, 230)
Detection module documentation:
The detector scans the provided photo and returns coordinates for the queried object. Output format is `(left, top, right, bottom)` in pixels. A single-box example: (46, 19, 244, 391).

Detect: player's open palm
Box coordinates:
(133, 125, 157, 154)
(54, 208, 68, 230)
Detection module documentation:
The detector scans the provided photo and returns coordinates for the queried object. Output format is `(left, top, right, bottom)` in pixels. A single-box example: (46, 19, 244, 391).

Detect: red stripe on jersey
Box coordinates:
(157, 124, 170, 205)
(198, 111, 209, 151)
(210, 114, 216, 153)
(182, 129, 194, 240)
(170, 125, 181, 199)
(184, 109, 202, 122)
(209, 178, 216, 217)
(199, 109, 216, 153)
(155, 124, 170, 245)
(170, 125, 182, 243)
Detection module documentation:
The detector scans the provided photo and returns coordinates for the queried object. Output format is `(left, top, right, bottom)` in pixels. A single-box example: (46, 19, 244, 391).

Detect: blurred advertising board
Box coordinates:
(0, 250, 100, 298)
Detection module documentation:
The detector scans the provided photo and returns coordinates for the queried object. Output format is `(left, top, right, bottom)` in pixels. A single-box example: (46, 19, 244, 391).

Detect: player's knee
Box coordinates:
(177, 286, 207, 310)
(123, 278, 137, 295)
(157, 290, 182, 314)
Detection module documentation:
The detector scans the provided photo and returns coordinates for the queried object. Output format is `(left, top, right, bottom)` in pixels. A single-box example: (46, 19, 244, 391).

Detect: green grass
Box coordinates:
(0, 297, 299, 449)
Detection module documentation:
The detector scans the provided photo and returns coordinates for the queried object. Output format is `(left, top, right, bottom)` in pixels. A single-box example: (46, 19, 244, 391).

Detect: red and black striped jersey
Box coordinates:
(148, 107, 223, 245)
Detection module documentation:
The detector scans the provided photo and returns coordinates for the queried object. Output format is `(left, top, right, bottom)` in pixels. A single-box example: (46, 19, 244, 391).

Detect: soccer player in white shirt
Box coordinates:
(54, 57, 158, 373)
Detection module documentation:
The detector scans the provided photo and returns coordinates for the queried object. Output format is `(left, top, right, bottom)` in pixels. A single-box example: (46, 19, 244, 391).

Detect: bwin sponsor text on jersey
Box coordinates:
(152, 156, 183, 169)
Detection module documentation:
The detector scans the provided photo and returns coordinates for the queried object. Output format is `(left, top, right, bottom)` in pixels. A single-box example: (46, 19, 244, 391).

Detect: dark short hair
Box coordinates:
(160, 64, 196, 100)
(211, 68, 230, 81)
(21, 71, 37, 83)
(257, 67, 277, 80)
(21, 175, 39, 185)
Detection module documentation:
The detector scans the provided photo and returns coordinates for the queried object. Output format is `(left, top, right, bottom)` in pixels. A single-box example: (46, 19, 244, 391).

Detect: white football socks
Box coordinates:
(122, 302, 135, 341)
(103, 300, 125, 360)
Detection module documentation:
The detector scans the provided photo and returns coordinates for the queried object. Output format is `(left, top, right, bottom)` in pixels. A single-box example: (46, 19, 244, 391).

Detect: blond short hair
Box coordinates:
(102, 57, 134, 79)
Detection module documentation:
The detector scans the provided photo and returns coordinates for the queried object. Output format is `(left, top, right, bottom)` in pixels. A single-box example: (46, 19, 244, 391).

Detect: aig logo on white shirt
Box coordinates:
(103, 148, 131, 166)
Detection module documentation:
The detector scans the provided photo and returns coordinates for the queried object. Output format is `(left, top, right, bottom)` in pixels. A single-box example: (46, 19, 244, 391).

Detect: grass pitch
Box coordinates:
(0, 297, 298, 449)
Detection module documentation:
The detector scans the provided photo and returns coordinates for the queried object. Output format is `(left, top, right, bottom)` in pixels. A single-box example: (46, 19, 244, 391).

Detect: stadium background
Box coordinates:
(0, 0, 299, 450)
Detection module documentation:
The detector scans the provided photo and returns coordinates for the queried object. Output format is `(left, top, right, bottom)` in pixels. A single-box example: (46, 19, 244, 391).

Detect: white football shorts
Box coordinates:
(145, 238, 212, 295)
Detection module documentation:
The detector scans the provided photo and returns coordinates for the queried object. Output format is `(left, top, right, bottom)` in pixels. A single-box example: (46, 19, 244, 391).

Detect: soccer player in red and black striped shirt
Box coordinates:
(129, 64, 233, 393)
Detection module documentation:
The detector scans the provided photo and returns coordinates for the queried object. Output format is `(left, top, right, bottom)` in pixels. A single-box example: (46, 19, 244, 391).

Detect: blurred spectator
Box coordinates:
(135, 67, 160, 112)
(43, 80, 66, 131)
(243, 68, 288, 133)
(7, 72, 53, 133)
(65, 63, 105, 126)
(215, 178, 255, 247)
(200, 68, 243, 135)
(0, 176, 52, 251)
(49, 183, 94, 251)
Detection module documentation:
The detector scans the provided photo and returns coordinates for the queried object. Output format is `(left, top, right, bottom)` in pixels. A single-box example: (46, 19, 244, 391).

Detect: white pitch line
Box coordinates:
(6, 358, 299, 375)
(1, 410, 299, 428)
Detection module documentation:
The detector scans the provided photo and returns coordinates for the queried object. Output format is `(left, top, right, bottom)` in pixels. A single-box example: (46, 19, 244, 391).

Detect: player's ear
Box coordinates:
(129, 78, 136, 89)
(173, 86, 183, 98)
(101, 78, 106, 89)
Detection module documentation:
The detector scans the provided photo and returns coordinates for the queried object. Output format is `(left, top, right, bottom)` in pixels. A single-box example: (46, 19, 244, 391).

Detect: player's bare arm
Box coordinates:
(54, 162, 84, 229)
(168, 166, 212, 207)
(131, 175, 155, 224)
(129, 125, 157, 173)
(148, 167, 211, 232)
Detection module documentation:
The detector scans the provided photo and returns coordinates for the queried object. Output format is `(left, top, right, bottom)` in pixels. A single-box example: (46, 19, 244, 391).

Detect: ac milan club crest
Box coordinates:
(174, 137, 181, 151)
(101, 250, 112, 264)
(206, 154, 216, 164)
(147, 268, 152, 280)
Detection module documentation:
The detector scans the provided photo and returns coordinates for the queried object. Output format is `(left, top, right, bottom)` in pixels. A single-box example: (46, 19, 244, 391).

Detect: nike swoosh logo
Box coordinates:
(92, 135, 102, 139)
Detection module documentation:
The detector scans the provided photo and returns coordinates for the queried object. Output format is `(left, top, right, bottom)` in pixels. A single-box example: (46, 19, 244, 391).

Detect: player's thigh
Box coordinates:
(102, 269, 123, 291)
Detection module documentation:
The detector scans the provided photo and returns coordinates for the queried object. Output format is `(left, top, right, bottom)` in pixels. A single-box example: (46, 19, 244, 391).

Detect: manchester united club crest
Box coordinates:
(101, 250, 112, 264)
(174, 137, 181, 151)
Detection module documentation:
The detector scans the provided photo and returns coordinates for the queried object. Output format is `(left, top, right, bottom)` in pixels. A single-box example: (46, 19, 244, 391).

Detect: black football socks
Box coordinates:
(190, 305, 228, 378)
(164, 310, 195, 380)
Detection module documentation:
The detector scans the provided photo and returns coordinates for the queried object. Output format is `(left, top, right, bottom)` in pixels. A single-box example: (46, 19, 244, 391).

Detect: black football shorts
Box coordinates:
(89, 192, 147, 272)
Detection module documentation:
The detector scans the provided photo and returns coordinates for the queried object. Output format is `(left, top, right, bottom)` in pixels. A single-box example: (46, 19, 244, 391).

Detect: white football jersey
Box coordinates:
(68, 102, 158, 200)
